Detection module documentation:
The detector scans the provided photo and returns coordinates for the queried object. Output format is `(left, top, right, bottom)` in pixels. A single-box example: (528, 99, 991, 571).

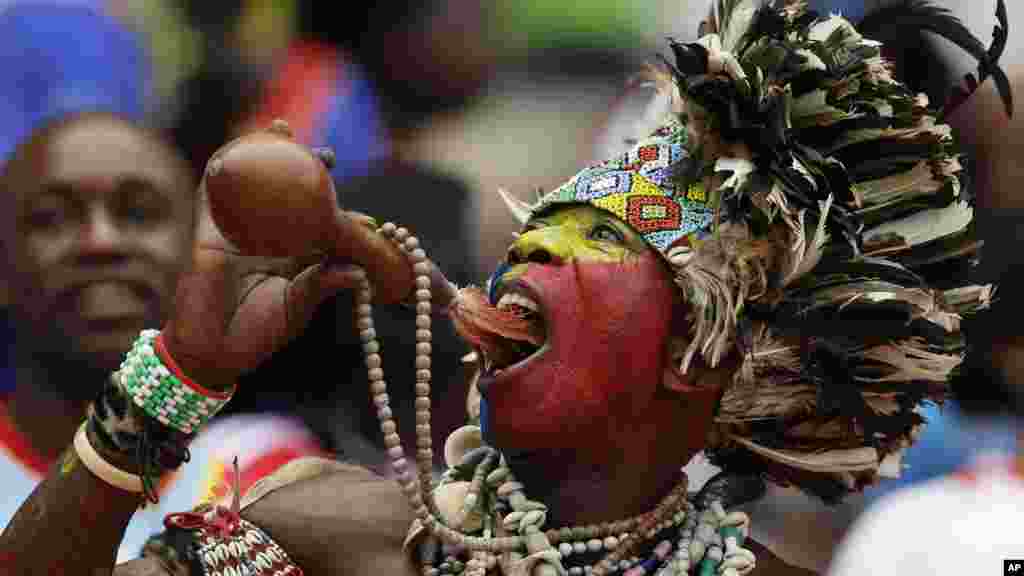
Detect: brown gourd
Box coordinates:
(203, 119, 413, 303)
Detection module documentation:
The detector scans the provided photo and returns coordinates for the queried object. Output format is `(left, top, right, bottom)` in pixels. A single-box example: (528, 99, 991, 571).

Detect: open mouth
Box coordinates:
(449, 283, 549, 376)
(485, 287, 547, 372)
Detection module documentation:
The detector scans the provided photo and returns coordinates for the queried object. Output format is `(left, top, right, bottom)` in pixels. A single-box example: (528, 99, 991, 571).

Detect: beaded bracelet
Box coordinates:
(117, 330, 233, 435)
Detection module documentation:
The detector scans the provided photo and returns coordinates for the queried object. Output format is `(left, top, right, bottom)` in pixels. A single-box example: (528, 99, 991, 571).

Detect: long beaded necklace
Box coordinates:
(362, 223, 757, 576)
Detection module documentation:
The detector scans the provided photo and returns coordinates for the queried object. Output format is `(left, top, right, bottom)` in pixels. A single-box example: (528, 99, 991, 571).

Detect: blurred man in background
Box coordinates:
(0, 110, 329, 562)
(0, 0, 151, 395)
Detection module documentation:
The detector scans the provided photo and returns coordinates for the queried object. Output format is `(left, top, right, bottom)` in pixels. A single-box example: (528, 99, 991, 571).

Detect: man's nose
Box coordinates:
(77, 207, 127, 256)
(506, 227, 572, 266)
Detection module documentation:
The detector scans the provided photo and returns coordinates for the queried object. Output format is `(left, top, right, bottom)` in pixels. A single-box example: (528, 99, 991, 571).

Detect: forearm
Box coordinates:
(1, 331, 216, 575)
(0, 442, 140, 575)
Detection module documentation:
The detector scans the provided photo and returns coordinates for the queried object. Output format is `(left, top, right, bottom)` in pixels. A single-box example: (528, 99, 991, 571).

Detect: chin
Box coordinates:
(74, 331, 138, 372)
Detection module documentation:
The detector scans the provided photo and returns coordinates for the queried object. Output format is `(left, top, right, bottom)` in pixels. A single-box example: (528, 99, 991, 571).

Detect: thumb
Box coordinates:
(284, 262, 367, 341)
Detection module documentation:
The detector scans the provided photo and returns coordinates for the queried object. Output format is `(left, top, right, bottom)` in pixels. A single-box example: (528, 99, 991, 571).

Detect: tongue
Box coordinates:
(449, 286, 544, 354)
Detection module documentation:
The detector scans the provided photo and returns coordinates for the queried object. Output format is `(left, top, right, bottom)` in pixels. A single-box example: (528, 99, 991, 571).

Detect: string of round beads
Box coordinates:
(590, 483, 690, 576)
(377, 222, 440, 519)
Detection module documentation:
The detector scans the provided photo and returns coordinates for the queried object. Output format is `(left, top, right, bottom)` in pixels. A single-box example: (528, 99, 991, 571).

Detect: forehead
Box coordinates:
(40, 119, 185, 196)
(527, 204, 612, 225)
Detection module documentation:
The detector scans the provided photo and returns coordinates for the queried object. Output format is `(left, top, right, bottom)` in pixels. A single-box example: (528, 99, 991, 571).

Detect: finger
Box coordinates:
(162, 181, 246, 389)
(329, 209, 413, 304)
(284, 262, 368, 341)
(425, 259, 459, 314)
(163, 247, 242, 388)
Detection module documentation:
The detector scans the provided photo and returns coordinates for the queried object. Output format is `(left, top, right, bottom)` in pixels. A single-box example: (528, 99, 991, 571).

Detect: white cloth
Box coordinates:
(0, 411, 325, 563)
(827, 458, 1024, 576)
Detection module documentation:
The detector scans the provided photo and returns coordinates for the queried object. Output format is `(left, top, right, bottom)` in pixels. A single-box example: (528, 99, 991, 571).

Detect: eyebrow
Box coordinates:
(598, 213, 639, 240)
(36, 174, 168, 201)
(114, 175, 167, 199)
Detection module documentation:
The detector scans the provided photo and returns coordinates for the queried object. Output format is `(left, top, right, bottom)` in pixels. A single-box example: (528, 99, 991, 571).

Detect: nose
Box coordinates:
(506, 226, 572, 266)
(77, 207, 128, 257)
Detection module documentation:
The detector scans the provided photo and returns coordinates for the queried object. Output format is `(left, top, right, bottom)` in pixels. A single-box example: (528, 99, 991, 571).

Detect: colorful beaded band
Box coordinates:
(117, 330, 233, 435)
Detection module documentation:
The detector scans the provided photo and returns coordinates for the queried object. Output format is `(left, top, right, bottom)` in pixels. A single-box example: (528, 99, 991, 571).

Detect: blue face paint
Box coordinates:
(487, 262, 511, 305)
(479, 396, 491, 441)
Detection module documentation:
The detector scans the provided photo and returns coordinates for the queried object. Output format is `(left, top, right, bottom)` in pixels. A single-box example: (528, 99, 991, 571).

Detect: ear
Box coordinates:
(662, 301, 739, 400)
(663, 336, 733, 390)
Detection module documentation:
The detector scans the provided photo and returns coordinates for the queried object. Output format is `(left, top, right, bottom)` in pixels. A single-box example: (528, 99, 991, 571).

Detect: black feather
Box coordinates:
(857, 0, 987, 62)
(989, 61, 1014, 118)
(668, 40, 709, 77)
(856, 0, 1012, 118)
(738, 3, 787, 58)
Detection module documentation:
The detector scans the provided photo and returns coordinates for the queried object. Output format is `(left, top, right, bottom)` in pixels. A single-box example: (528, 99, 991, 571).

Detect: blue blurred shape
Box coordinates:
(0, 2, 149, 163)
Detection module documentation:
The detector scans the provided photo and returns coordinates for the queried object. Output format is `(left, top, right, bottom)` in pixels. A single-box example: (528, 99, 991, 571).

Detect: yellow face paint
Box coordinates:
(505, 205, 650, 277)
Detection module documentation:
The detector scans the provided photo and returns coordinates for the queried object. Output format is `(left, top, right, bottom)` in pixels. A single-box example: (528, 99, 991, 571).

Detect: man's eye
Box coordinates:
(117, 195, 170, 225)
(590, 224, 623, 243)
(119, 201, 159, 224)
(27, 208, 64, 229)
(25, 198, 71, 229)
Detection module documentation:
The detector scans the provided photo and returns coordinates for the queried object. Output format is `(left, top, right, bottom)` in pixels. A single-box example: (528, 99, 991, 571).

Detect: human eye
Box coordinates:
(589, 223, 624, 244)
(25, 191, 72, 230)
(116, 179, 171, 225)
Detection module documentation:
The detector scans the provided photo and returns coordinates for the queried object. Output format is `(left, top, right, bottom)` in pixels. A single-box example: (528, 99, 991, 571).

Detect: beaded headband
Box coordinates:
(502, 118, 714, 257)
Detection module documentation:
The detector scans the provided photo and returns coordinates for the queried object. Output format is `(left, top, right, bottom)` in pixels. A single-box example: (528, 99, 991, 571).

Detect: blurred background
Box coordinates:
(0, 0, 1021, 571)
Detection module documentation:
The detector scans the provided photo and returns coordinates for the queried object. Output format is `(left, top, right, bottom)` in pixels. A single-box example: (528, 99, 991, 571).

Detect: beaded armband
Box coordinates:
(118, 330, 233, 435)
(162, 505, 305, 576)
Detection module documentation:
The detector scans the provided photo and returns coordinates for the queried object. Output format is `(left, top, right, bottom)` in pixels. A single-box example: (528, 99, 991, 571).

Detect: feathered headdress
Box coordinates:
(497, 0, 1011, 502)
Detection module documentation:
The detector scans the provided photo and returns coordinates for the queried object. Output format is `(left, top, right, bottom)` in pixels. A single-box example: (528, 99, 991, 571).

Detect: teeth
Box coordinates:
(496, 292, 539, 313)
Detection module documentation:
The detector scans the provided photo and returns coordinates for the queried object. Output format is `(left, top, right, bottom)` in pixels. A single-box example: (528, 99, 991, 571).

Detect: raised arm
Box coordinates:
(1, 430, 146, 574)
(0, 122, 424, 575)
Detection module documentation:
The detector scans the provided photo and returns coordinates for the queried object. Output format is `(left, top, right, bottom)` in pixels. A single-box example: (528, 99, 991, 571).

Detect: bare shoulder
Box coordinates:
(234, 460, 813, 576)
(114, 558, 175, 576)
(746, 539, 820, 576)
(241, 461, 417, 576)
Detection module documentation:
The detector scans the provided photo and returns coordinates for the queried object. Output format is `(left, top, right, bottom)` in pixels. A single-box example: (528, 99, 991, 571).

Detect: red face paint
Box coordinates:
(485, 250, 679, 465)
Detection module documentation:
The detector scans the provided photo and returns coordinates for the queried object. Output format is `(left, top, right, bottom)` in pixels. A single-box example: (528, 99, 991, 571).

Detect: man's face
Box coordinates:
(6, 116, 193, 376)
(467, 205, 718, 468)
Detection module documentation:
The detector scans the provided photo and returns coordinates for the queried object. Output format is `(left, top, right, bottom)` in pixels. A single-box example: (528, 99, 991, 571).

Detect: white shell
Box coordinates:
(501, 549, 565, 576)
(689, 540, 706, 563)
(721, 554, 755, 572)
(444, 425, 483, 469)
(519, 510, 546, 532)
(486, 467, 510, 487)
(432, 481, 483, 532)
(503, 511, 526, 530)
(722, 511, 749, 528)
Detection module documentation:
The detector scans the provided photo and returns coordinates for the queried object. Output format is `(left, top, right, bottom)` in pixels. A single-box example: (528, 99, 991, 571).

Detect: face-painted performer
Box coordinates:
(0, 2, 1013, 575)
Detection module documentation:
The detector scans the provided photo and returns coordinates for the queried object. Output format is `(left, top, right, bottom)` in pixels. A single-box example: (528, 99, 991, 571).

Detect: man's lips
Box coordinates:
(56, 280, 157, 324)
(480, 277, 549, 373)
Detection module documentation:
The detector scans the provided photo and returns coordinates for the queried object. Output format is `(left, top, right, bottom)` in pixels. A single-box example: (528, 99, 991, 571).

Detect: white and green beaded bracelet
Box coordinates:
(117, 330, 234, 435)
